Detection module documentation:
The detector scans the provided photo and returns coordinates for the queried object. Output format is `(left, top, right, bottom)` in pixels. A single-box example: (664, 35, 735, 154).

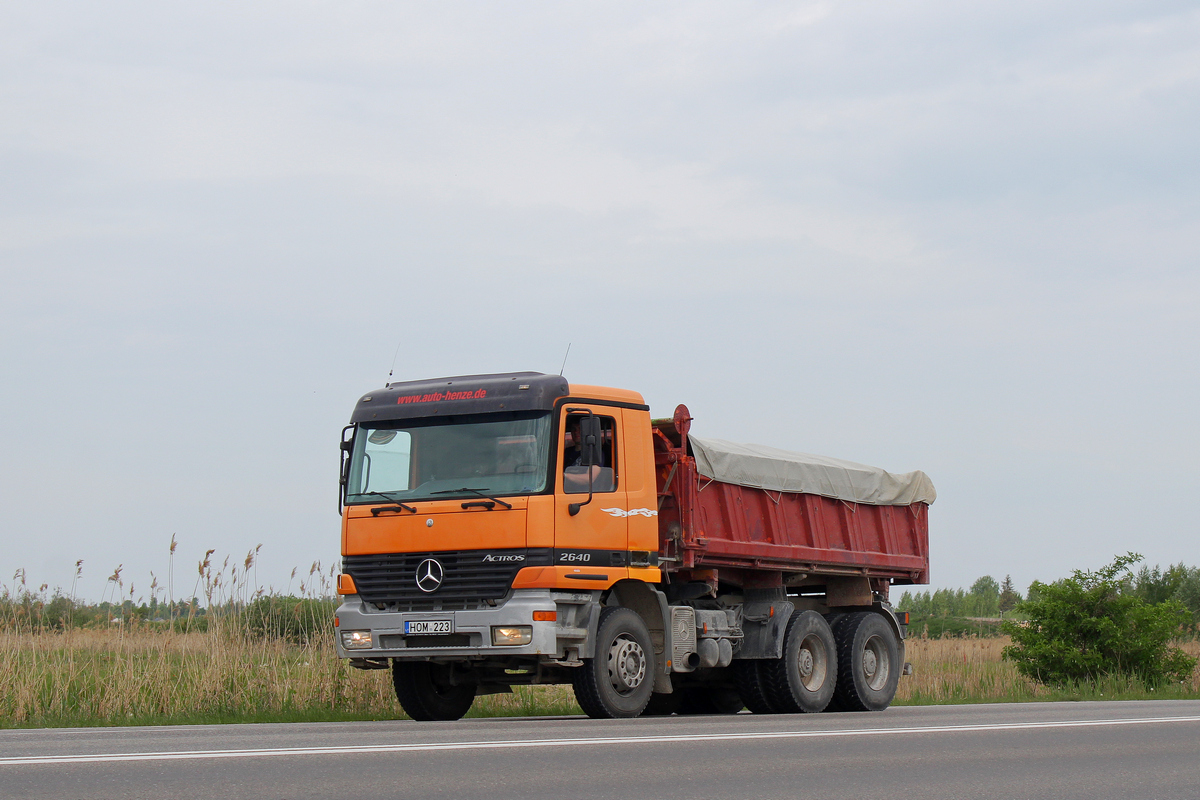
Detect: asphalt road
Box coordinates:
(3, 701, 1199, 800)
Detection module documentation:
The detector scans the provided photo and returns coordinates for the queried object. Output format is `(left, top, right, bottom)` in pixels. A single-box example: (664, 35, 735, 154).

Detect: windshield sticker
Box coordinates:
(600, 508, 658, 518)
(396, 388, 488, 405)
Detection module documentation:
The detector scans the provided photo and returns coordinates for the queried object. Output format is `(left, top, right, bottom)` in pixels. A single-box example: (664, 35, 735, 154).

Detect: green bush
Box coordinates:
(1002, 553, 1197, 688)
(169, 615, 209, 634)
(240, 596, 335, 644)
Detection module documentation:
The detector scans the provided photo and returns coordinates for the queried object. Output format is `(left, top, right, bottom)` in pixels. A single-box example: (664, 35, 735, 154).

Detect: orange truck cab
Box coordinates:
(334, 372, 932, 720)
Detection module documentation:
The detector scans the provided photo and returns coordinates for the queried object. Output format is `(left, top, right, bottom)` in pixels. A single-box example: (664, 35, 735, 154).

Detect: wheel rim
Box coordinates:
(608, 634, 647, 694)
(796, 633, 828, 692)
(861, 634, 890, 691)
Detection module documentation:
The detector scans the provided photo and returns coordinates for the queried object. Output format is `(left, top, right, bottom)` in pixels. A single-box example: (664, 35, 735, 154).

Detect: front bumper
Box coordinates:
(334, 589, 585, 660)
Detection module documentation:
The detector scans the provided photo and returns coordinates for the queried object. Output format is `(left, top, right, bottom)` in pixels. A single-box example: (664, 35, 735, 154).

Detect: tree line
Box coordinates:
(898, 561, 1200, 629)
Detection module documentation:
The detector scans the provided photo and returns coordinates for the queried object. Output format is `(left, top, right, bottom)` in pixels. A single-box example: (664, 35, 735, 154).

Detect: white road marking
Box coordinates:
(3, 715, 1199, 766)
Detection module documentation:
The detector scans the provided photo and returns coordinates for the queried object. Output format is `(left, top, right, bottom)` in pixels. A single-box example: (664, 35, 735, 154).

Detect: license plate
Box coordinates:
(405, 619, 453, 635)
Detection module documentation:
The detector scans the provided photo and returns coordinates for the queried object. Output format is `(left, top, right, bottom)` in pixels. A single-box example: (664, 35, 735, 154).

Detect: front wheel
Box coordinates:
(573, 607, 656, 718)
(392, 661, 476, 721)
(832, 611, 900, 711)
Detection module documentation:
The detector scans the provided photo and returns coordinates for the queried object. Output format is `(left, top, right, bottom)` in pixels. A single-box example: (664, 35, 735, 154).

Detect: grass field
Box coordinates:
(3, 625, 1198, 728)
(896, 633, 1200, 705)
(0, 624, 589, 727)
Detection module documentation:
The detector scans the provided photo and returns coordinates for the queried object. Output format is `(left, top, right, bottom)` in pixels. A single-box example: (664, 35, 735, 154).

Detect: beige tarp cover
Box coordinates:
(689, 435, 936, 506)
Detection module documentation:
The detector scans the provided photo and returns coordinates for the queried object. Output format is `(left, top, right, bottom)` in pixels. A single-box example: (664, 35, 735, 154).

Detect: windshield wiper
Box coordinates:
(431, 487, 513, 510)
(359, 491, 417, 514)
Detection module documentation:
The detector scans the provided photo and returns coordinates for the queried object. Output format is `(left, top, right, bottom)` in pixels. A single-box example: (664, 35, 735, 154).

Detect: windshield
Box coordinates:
(344, 411, 553, 504)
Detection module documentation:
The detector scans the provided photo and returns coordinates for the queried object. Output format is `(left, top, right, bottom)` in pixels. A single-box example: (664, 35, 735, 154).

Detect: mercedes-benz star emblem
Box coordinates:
(415, 559, 444, 593)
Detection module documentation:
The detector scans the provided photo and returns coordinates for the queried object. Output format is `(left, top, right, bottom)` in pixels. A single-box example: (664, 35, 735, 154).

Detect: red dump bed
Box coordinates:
(652, 417, 930, 586)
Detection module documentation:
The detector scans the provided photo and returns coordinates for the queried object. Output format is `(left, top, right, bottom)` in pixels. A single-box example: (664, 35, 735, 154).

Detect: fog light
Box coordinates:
(491, 625, 532, 646)
(341, 630, 373, 650)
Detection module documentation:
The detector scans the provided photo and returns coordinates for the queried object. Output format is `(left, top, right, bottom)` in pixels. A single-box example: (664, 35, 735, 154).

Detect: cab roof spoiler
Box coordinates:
(350, 372, 570, 424)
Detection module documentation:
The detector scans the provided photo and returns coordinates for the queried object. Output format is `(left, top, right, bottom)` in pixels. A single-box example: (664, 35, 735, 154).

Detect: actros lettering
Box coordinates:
(482, 554, 525, 562)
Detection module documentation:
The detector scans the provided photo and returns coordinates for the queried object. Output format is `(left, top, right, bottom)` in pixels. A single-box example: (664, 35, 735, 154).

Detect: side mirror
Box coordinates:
(566, 412, 603, 516)
(579, 416, 602, 466)
(338, 425, 355, 513)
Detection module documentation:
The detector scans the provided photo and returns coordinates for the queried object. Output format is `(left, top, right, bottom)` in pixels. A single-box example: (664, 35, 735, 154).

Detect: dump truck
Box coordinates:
(334, 372, 933, 719)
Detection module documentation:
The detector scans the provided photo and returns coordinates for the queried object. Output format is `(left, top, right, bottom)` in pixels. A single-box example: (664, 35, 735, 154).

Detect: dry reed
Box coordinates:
(0, 545, 589, 727)
(5, 627, 1196, 727)
(0, 625, 584, 727)
(0, 625, 395, 726)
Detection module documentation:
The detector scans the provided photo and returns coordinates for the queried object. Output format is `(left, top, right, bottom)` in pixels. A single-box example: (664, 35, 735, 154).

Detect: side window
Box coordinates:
(562, 413, 618, 495)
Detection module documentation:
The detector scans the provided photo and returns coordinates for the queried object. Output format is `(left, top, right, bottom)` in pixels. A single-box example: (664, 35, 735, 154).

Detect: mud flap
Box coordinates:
(737, 593, 794, 659)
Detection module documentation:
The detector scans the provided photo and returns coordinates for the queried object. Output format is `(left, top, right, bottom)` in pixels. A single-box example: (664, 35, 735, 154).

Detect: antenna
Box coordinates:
(386, 340, 402, 384)
(559, 343, 572, 376)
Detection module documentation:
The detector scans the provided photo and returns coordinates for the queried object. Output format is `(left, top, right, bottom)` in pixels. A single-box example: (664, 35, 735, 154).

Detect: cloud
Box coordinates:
(1, 1, 1198, 598)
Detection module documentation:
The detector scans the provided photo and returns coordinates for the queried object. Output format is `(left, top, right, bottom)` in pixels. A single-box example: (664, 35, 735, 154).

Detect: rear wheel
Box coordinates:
(573, 607, 656, 718)
(766, 610, 837, 713)
(822, 611, 849, 711)
(832, 611, 900, 711)
(392, 661, 476, 721)
(824, 611, 847, 635)
(734, 659, 779, 714)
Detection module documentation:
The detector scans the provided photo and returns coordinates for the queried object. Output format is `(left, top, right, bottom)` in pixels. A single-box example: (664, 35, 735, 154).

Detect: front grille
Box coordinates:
(344, 548, 553, 610)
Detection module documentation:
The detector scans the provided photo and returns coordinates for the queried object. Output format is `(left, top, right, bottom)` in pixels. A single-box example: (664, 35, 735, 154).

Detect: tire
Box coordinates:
(822, 611, 849, 711)
(573, 607, 656, 718)
(734, 659, 779, 714)
(831, 611, 900, 712)
(822, 614, 849, 712)
(392, 661, 476, 721)
(766, 610, 837, 713)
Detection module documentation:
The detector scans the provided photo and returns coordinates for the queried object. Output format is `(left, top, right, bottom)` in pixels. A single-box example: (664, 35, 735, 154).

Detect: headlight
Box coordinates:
(491, 626, 532, 646)
(341, 630, 373, 650)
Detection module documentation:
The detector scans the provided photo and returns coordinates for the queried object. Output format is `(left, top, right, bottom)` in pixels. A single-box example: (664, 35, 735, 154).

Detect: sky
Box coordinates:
(2, 1, 1198, 604)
